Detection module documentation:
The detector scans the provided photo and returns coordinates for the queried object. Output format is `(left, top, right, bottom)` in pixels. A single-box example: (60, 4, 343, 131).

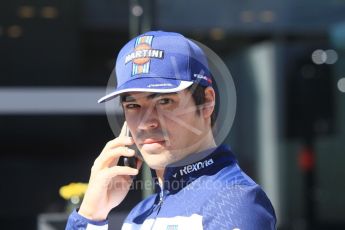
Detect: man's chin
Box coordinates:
(139, 148, 172, 169)
(140, 142, 166, 154)
(142, 157, 169, 170)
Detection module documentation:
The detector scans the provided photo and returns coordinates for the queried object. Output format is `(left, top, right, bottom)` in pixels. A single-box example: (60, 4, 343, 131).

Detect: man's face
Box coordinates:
(121, 89, 209, 170)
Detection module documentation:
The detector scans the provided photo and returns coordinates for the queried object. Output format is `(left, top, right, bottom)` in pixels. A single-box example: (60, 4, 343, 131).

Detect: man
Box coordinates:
(66, 31, 276, 229)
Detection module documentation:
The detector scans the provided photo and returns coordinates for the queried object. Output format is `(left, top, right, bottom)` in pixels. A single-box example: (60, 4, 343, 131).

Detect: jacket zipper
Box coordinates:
(156, 189, 164, 211)
(150, 184, 165, 229)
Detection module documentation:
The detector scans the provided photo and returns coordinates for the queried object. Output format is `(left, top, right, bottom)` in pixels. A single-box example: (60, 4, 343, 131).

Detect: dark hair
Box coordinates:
(188, 83, 216, 127)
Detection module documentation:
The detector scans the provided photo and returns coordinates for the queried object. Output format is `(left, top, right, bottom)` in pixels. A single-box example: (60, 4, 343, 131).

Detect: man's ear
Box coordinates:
(203, 87, 216, 119)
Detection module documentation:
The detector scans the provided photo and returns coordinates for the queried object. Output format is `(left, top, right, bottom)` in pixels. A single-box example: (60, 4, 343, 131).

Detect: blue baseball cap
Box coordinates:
(98, 31, 212, 103)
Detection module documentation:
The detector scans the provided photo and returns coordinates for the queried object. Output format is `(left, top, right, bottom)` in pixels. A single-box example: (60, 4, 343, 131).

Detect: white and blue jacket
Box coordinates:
(66, 145, 276, 229)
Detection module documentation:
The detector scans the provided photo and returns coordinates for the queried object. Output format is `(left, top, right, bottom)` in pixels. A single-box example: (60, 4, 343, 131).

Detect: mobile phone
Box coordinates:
(123, 123, 137, 169)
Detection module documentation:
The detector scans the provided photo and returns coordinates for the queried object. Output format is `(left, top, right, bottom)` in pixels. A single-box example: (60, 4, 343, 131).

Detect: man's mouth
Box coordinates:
(140, 138, 166, 145)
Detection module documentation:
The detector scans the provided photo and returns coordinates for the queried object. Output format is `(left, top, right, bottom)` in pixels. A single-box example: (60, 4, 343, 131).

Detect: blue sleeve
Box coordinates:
(202, 185, 276, 230)
(65, 209, 109, 230)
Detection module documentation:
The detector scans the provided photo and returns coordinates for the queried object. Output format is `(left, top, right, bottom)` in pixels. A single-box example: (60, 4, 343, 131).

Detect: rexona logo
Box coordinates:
(179, 158, 214, 176)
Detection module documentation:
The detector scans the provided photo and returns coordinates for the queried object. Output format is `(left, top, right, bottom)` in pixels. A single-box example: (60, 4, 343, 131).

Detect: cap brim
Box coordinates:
(98, 78, 194, 103)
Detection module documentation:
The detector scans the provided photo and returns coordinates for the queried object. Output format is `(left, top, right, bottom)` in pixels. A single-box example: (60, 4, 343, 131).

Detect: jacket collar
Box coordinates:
(151, 144, 237, 194)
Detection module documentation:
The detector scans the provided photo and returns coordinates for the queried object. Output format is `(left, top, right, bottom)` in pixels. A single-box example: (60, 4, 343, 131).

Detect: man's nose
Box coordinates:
(137, 106, 160, 130)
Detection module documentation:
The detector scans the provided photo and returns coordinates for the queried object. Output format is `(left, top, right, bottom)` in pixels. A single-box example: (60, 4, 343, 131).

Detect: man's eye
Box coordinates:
(125, 104, 140, 109)
(158, 98, 174, 105)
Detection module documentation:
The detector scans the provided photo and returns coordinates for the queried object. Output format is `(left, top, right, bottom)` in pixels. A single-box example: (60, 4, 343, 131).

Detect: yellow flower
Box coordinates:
(59, 182, 88, 200)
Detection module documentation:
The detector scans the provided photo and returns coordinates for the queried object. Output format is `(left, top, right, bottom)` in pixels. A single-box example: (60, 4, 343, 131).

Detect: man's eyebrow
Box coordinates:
(121, 92, 178, 102)
(147, 92, 178, 99)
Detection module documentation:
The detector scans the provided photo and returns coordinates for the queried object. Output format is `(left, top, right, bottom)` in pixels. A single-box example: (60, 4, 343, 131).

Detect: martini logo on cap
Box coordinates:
(125, 35, 164, 76)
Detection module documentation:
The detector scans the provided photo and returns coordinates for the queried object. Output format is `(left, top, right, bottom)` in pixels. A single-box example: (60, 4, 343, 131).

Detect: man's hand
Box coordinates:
(78, 122, 142, 221)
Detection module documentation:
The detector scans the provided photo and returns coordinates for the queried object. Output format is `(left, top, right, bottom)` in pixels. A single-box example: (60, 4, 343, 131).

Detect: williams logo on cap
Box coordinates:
(125, 35, 164, 76)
